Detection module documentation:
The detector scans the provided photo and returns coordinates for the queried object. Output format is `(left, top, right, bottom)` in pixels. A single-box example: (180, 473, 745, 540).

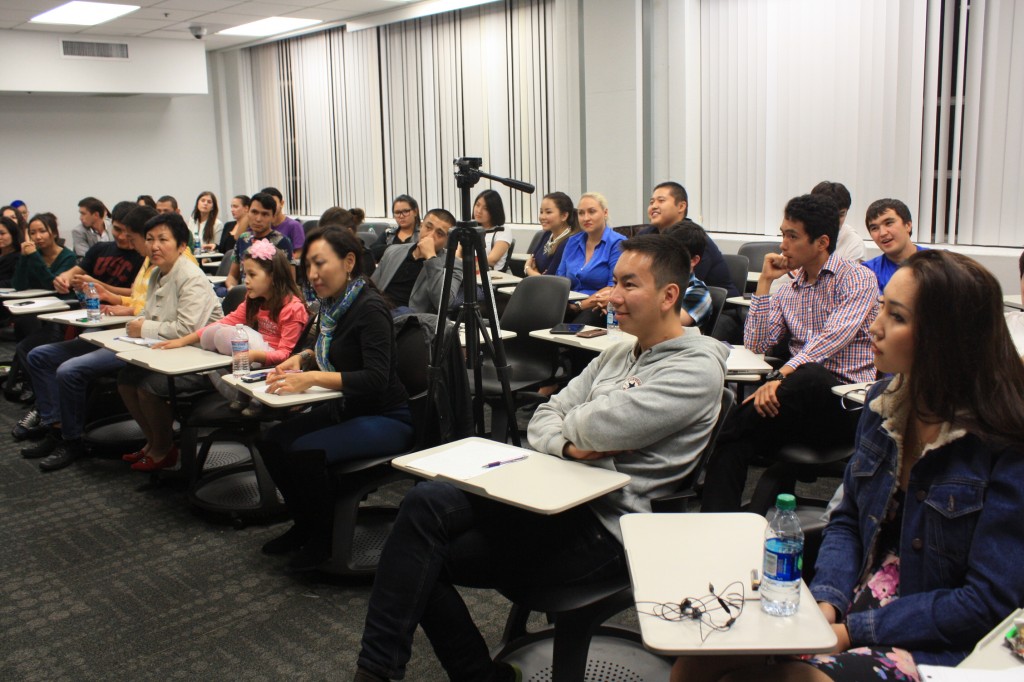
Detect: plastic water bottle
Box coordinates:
(761, 493, 804, 616)
(367, 226, 376, 236)
(85, 283, 101, 322)
(231, 324, 251, 376)
(606, 302, 620, 335)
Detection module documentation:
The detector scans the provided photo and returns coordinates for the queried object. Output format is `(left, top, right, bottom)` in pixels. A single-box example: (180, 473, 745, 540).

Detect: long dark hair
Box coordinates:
(242, 246, 303, 328)
(900, 250, 1024, 449)
(300, 226, 382, 297)
(191, 191, 220, 244)
(543, 191, 579, 233)
(474, 189, 506, 228)
(1, 206, 28, 236)
(0, 216, 23, 255)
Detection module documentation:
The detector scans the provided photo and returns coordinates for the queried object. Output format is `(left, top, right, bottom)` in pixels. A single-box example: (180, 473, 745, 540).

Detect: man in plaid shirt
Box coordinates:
(701, 194, 879, 512)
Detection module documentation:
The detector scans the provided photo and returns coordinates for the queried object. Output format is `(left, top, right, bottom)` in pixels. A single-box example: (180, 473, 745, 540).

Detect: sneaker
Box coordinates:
(12, 408, 45, 441)
(240, 402, 265, 418)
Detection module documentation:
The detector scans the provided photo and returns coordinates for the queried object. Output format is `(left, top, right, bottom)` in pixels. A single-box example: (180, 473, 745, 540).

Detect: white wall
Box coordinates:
(0, 90, 221, 233)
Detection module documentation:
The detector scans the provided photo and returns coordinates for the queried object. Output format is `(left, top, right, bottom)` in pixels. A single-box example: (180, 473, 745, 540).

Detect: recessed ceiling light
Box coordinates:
(218, 17, 322, 37)
(30, 1, 139, 26)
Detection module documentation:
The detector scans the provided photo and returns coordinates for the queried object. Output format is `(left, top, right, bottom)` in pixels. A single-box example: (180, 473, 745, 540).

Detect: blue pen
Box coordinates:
(481, 455, 528, 469)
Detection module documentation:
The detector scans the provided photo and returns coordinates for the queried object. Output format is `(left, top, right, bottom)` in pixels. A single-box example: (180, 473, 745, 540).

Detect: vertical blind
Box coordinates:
(699, 0, 928, 237)
(239, 0, 558, 222)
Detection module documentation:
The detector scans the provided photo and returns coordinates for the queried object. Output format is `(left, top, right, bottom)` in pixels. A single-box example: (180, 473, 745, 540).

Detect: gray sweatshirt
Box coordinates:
(528, 333, 728, 543)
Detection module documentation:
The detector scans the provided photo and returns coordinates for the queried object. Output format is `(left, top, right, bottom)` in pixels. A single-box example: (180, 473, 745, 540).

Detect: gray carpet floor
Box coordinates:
(0, 337, 842, 681)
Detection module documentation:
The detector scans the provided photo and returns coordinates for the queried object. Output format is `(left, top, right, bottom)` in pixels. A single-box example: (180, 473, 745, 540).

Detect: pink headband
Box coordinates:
(247, 238, 277, 261)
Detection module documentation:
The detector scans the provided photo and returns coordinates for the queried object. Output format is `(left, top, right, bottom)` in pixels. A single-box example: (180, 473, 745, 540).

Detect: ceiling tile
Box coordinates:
(131, 7, 204, 21)
(223, 2, 318, 17)
(152, 0, 239, 11)
(279, 7, 343, 20)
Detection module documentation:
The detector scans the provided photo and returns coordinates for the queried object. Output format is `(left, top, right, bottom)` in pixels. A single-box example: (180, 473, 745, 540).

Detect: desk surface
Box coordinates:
(393, 437, 630, 515)
(81, 328, 150, 352)
(195, 251, 222, 260)
(528, 328, 771, 374)
(221, 372, 342, 407)
(38, 309, 136, 328)
(1, 288, 56, 299)
(115, 345, 231, 375)
(458, 326, 516, 343)
(4, 297, 70, 315)
(207, 275, 227, 285)
(1005, 294, 1023, 311)
(726, 296, 752, 308)
(621, 513, 837, 655)
(830, 382, 875, 405)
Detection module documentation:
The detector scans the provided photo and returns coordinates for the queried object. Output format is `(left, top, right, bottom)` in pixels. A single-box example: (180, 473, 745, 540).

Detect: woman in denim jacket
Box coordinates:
(677, 250, 1024, 682)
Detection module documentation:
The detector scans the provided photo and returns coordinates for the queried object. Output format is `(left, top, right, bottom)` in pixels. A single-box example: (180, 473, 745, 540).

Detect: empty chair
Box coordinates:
(700, 285, 728, 337)
(738, 241, 781, 273)
(722, 253, 749, 297)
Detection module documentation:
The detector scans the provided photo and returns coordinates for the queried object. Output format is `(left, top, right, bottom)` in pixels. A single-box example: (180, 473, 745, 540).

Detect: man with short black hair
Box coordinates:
(224, 193, 294, 290)
(810, 181, 865, 263)
(640, 181, 740, 298)
(155, 195, 179, 215)
(701, 194, 878, 512)
(54, 201, 144, 296)
(72, 197, 112, 258)
(354, 234, 728, 682)
(663, 222, 713, 328)
(259, 186, 305, 250)
(372, 208, 460, 315)
(862, 198, 926, 292)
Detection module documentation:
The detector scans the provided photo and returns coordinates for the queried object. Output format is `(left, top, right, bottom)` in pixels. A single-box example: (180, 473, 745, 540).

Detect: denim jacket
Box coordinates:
(810, 378, 1024, 666)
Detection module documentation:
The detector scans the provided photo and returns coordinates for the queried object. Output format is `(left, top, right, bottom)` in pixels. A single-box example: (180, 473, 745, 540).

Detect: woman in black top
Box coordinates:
(259, 227, 412, 571)
(0, 216, 23, 287)
(369, 194, 420, 262)
(218, 194, 250, 254)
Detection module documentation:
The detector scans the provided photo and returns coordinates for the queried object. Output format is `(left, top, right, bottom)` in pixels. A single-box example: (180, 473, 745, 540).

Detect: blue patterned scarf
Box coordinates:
(315, 276, 366, 372)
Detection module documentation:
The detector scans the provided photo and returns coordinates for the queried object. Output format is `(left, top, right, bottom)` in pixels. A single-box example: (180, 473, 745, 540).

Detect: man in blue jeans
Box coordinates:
(19, 204, 154, 472)
(354, 235, 729, 681)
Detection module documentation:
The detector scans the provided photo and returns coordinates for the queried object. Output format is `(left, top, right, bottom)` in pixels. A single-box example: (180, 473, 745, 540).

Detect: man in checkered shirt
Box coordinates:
(701, 193, 879, 512)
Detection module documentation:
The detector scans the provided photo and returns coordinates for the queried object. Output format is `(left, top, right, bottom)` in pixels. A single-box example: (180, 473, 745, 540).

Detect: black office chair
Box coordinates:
(321, 316, 473, 576)
(303, 220, 318, 235)
(738, 241, 781, 274)
(220, 284, 247, 314)
(722, 253, 749, 297)
(494, 389, 736, 681)
(475, 275, 571, 442)
(500, 238, 517, 272)
(701, 285, 728, 337)
(214, 248, 235, 277)
(358, 232, 376, 249)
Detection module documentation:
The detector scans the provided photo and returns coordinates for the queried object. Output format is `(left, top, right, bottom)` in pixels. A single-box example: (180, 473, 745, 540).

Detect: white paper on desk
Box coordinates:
(918, 666, 1023, 681)
(410, 441, 528, 481)
(113, 336, 161, 346)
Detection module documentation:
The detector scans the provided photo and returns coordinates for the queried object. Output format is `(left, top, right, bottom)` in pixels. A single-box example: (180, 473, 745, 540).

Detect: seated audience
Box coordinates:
(116, 213, 223, 472)
(52, 201, 144, 298)
(455, 189, 512, 271)
(260, 186, 305, 251)
(862, 198, 926, 292)
(664, 222, 714, 328)
(372, 208, 460, 315)
(2, 204, 28, 240)
(189, 191, 222, 252)
(676, 250, 1024, 682)
(319, 206, 375, 276)
(257, 228, 414, 571)
(0, 215, 23, 288)
(219, 194, 250, 255)
(224, 193, 294, 290)
(13, 212, 77, 291)
(353, 235, 728, 681)
(523, 191, 578, 277)
(701, 194, 878, 512)
(72, 197, 112, 258)
(18, 205, 153, 470)
(137, 195, 157, 209)
(370, 195, 420, 262)
(153, 241, 307, 418)
(641, 181, 740, 297)
(811, 180, 865, 262)
(557, 192, 626, 325)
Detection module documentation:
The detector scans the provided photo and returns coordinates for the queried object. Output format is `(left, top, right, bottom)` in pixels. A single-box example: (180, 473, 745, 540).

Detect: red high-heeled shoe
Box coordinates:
(122, 448, 147, 463)
(131, 446, 179, 472)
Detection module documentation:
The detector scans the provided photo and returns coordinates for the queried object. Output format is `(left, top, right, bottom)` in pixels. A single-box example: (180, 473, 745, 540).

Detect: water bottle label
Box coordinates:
(763, 538, 802, 582)
(231, 340, 248, 353)
(85, 298, 99, 310)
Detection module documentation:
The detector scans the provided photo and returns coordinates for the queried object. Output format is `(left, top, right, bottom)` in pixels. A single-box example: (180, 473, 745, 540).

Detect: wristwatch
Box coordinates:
(764, 369, 786, 383)
(572, 300, 583, 311)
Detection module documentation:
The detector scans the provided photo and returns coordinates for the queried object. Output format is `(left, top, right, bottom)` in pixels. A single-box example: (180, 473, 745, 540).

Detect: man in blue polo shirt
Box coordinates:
(862, 198, 926, 292)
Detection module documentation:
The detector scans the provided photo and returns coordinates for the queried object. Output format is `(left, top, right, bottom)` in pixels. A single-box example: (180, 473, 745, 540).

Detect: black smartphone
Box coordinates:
(550, 323, 585, 334)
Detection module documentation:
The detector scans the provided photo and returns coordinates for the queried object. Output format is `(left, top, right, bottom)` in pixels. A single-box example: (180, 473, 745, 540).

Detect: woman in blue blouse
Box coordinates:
(524, 191, 578, 277)
(556, 192, 626, 325)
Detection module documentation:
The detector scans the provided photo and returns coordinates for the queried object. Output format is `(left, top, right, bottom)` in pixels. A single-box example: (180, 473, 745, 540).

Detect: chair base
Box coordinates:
(498, 632, 672, 682)
(81, 414, 146, 457)
(321, 506, 398, 575)
(188, 442, 287, 528)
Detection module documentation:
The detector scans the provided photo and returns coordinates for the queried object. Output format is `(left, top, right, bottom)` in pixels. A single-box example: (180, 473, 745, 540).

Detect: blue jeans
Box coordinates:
(264, 403, 414, 464)
(357, 481, 627, 681)
(26, 339, 125, 440)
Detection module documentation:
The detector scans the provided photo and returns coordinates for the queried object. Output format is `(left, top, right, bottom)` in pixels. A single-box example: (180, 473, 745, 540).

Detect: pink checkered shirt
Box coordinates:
(745, 253, 879, 384)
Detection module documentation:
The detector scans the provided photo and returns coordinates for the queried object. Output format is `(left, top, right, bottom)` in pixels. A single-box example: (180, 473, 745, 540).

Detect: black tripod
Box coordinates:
(430, 157, 534, 446)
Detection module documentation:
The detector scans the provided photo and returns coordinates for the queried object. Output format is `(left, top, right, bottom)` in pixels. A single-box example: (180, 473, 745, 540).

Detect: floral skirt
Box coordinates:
(795, 646, 919, 681)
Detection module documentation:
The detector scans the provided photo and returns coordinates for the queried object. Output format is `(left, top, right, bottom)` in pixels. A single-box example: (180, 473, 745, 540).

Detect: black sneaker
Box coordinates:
(21, 429, 60, 459)
(39, 441, 82, 473)
(12, 408, 45, 441)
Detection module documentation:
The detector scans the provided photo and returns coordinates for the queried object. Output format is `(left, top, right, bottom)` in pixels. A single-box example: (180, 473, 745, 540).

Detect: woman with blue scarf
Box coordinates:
(259, 227, 412, 572)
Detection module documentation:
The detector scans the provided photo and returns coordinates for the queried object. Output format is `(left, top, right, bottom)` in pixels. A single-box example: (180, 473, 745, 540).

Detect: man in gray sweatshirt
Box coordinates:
(354, 235, 728, 682)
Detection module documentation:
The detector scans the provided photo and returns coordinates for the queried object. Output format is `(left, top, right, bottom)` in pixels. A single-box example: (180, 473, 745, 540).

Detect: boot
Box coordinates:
(39, 439, 83, 472)
(284, 449, 336, 573)
(22, 428, 60, 459)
